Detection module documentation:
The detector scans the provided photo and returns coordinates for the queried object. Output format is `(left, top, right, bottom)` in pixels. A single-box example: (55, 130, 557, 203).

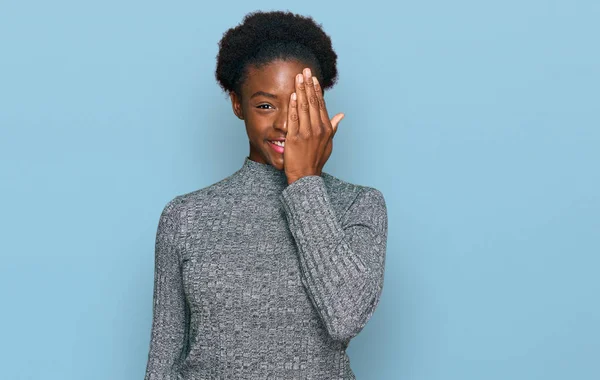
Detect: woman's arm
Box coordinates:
(144, 198, 189, 380)
(280, 176, 388, 342)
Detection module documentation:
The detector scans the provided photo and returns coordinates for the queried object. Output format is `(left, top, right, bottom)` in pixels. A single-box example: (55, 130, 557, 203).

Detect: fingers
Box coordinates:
(292, 68, 343, 140)
(294, 73, 311, 137)
(330, 113, 345, 136)
(287, 92, 299, 136)
(312, 76, 343, 139)
(312, 77, 330, 127)
(302, 68, 324, 136)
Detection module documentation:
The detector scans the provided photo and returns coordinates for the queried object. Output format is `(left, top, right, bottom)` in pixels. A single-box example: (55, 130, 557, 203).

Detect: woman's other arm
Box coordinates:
(144, 198, 189, 380)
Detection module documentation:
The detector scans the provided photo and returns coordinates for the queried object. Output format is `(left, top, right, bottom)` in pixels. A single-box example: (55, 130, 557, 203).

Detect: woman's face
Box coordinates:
(230, 59, 319, 171)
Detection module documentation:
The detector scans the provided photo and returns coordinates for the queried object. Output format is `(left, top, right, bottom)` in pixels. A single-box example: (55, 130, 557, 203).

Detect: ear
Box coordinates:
(229, 92, 244, 120)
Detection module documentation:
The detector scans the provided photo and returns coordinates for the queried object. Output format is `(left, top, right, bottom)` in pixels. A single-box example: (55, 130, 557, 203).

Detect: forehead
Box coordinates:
(242, 59, 309, 95)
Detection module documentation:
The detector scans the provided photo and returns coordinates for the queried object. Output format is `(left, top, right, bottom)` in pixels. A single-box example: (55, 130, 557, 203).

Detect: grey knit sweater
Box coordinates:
(144, 156, 388, 380)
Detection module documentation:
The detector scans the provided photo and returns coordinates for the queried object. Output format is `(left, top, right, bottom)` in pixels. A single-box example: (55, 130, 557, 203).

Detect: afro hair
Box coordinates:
(215, 10, 338, 97)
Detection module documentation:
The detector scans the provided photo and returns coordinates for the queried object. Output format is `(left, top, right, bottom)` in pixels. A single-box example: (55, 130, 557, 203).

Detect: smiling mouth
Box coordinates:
(268, 140, 285, 153)
(269, 140, 285, 147)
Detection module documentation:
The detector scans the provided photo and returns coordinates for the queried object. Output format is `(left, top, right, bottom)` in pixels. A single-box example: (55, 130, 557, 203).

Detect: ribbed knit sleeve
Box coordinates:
(279, 176, 388, 342)
(144, 199, 189, 380)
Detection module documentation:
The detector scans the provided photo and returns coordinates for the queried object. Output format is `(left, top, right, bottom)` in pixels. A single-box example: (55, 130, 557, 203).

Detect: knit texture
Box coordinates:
(144, 157, 388, 380)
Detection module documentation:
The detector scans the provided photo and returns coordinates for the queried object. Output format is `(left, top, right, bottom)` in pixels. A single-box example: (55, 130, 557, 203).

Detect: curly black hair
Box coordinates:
(215, 10, 338, 97)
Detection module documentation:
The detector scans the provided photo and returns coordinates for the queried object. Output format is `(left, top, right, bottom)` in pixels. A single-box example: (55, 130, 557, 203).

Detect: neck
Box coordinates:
(237, 156, 289, 193)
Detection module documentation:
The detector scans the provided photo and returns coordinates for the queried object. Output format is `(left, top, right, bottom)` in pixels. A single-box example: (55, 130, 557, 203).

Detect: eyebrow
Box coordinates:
(250, 91, 278, 99)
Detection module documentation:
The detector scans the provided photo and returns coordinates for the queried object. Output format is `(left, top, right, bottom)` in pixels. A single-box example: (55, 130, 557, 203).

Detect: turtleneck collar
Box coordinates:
(236, 156, 289, 193)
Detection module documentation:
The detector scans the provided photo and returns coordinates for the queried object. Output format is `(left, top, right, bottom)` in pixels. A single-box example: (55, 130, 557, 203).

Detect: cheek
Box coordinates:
(245, 113, 273, 138)
(247, 110, 279, 127)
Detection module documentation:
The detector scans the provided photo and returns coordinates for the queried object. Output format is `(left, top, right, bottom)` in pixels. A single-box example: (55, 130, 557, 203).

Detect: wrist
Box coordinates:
(285, 171, 322, 185)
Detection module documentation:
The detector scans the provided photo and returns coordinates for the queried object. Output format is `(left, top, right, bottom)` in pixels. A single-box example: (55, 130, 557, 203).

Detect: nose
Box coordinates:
(274, 106, 288, 133)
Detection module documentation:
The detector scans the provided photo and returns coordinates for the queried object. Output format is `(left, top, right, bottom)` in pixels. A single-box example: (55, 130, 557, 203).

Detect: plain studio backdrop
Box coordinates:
(1, 1, 598, 379)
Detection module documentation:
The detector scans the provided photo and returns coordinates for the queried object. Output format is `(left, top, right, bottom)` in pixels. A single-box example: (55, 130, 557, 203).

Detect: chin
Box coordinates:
(269, 155, 285, 171)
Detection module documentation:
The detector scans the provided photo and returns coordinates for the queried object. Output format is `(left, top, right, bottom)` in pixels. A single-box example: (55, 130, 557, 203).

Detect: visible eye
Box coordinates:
(256, 104, 274, 110)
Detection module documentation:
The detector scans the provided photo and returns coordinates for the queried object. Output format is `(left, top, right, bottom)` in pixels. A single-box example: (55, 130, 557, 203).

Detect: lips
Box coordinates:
(269, 140, 285, 153)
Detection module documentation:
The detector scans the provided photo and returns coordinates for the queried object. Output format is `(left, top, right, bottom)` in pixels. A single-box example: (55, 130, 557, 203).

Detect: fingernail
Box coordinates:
(298, 74, 303, 83)
(313, 77, 319, 86)
(305, 68, 312, 77)
(292, 92, 297, 100)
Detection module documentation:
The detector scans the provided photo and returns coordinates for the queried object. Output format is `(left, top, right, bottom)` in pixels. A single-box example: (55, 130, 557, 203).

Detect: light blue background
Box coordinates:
(1, 1, 598, 379)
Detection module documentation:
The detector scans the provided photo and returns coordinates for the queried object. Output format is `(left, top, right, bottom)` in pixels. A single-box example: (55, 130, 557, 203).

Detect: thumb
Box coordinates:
(331, 113, 344, 135)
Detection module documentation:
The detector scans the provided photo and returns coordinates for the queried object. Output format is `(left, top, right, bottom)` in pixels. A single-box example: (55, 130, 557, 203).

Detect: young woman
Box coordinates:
(144, 10, 388, 380)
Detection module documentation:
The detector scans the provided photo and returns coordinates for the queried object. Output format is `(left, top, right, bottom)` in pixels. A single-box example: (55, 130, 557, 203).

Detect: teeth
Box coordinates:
(271, 140, 285, 147)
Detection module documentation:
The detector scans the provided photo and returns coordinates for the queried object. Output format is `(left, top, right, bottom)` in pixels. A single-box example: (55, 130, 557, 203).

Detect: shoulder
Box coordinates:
(160, 172, 238, 217)
(321, 172, 387, 236)
(320, 171, 386, 212)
